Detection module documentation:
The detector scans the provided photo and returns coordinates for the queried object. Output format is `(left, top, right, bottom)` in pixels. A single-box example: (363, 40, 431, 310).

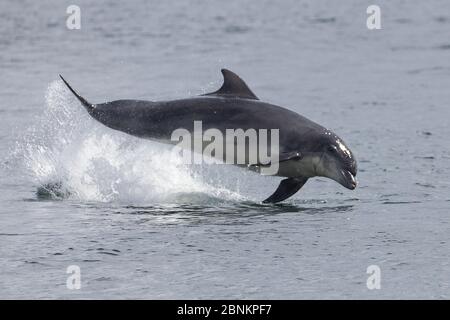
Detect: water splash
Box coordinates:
(14, 80, 254, 204)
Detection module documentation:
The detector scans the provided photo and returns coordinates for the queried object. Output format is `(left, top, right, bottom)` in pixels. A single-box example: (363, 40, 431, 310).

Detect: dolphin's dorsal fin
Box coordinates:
(203, 69, 259, 100)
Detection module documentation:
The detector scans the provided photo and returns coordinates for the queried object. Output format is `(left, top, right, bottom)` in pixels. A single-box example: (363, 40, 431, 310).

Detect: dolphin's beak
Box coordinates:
(339, 169, 357, 190)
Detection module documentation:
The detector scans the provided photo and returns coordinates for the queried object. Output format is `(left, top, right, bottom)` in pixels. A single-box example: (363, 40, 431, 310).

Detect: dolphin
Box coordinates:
(59, 69, 357, 203)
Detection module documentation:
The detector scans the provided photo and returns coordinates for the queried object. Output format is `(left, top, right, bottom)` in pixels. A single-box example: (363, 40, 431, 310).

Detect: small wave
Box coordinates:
(311, 17, 336, 24)
(382, 201, 422, 205)
(224, 25, 251, 34)
(435, 16, 450, 24)
(435, 44, 450, 50)
(36, 181, 70, 200)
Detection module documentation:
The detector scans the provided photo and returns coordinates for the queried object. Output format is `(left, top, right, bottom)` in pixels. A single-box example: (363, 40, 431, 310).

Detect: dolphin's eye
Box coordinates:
(327, 145, 337, 153)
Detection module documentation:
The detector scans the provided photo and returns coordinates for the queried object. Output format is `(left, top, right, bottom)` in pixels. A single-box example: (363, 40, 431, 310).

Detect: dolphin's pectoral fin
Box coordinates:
(262, 177, 308, 203)
(279, 151, 302, 163)
(202, 69, 259, 100)
(253, 152, 302, 168)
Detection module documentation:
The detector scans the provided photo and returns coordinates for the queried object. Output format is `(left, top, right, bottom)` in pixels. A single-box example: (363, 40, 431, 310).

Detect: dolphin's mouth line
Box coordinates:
(315, 152, 325, 176)
(341, 169, 357, 190)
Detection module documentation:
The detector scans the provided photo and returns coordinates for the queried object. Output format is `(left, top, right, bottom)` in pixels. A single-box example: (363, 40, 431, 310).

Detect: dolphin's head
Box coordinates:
(314, 131, 357, 190)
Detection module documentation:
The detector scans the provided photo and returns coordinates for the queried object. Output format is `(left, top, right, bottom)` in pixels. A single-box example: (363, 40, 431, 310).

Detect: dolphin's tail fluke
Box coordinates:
(59, 75, 94, 112)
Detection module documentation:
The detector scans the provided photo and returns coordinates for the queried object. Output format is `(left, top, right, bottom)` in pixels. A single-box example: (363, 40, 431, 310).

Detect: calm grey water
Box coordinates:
(1, 0, 449, 299)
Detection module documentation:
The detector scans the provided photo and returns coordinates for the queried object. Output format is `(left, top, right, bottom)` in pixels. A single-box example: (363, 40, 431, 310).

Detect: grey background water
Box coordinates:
(0, 0, 449, 299)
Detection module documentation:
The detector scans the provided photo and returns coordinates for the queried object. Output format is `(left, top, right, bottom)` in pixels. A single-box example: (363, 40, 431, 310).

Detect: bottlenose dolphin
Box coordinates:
(59, 69, 357, 203)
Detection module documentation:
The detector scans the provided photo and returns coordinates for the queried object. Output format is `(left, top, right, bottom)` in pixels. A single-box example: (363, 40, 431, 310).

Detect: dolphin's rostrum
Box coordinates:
(59, 69, 357, 203)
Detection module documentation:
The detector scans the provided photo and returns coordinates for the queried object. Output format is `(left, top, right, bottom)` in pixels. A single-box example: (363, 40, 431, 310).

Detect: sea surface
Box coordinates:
(0, 0, 449, 299)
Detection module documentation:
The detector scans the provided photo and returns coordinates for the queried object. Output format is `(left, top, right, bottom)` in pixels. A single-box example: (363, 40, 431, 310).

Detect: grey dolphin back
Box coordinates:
(203, 69, 259, 100)
(263, 177, 308, 203)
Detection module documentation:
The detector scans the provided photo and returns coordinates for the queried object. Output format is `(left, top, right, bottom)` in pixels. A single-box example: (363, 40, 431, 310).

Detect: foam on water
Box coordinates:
(16, 81, 252, 204)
